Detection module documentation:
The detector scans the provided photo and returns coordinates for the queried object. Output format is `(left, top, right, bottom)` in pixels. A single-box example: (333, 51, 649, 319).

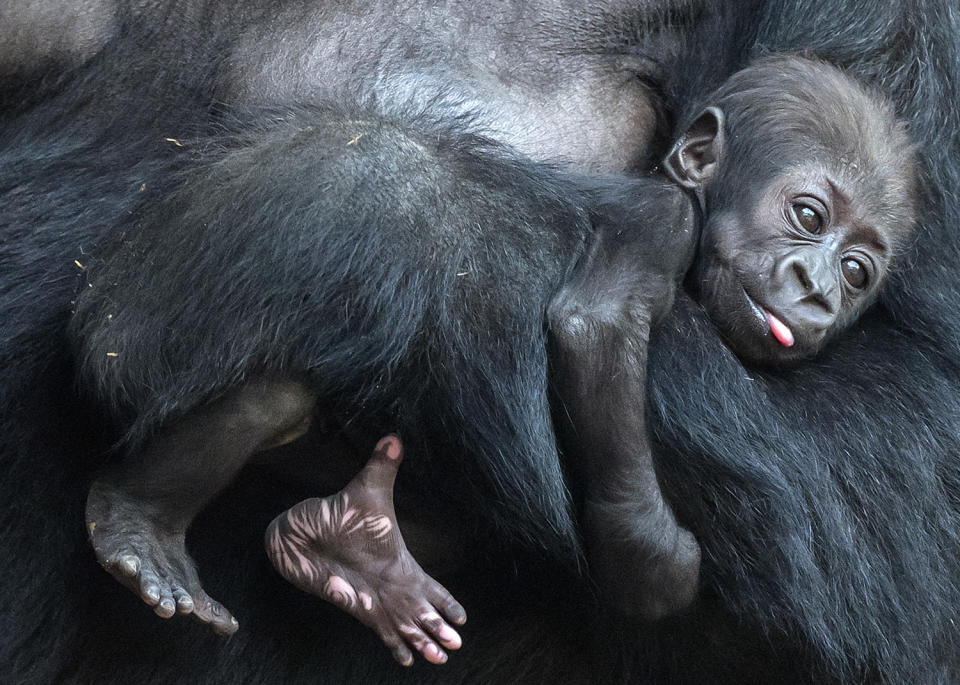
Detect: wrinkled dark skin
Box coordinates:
(266, 435, 466, 667)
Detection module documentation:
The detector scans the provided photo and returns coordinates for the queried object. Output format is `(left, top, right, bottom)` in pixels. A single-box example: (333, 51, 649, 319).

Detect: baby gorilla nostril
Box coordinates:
(791, 261, 814, 293)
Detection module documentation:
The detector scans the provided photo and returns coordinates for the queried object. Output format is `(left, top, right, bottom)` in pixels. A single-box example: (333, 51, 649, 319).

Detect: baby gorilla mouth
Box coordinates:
(764, 310, 794, 347)
(742, 290, 795, 347)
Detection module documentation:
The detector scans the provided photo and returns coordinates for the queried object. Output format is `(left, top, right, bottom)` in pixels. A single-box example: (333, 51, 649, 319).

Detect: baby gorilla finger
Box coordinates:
(428, 584, 467, 626)
(378, 628, 415, 667)
(418, 609, 462, 650)
(136, 568, 164, 605)
(399, 621, 447, 664)
(154, 594, 177, 618)
(171, 586, 195, 614)
(116, 554, 140, 578)
(190, 589, 239, 635)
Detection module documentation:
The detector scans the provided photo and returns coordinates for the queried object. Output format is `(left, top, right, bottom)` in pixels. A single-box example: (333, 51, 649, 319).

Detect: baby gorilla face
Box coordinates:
(691, 162, 894, 365)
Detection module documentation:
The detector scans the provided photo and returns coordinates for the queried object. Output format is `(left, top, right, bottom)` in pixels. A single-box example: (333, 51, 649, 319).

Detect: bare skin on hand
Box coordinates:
(85, 377, 317, 635)
(265, 435, 466, 666)
(86, 488, 239, 634)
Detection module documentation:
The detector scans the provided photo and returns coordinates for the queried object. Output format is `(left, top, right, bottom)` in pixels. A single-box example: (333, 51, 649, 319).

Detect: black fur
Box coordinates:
(71, 102, 591, 556)
(2, 1, 960, 684)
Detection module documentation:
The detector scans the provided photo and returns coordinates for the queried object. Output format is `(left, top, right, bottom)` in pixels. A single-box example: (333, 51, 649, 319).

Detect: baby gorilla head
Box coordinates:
(665, 54, 916, 364)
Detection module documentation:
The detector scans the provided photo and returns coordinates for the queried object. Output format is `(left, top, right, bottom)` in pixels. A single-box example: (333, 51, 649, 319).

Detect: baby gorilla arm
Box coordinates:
(266, 436, 466, 666)
(548, 184, 700, 620)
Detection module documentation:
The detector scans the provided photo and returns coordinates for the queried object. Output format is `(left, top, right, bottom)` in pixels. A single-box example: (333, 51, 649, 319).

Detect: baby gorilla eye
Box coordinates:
(841, 257, 868, 289)
(792, 203, 824, 234)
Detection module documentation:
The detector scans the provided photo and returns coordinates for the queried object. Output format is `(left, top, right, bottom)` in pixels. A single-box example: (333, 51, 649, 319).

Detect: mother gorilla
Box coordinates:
(1, 1, 959, 683)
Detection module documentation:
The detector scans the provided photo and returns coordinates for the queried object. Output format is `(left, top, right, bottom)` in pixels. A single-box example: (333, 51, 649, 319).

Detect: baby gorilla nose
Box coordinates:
(779, 253, 841, 314)
(767, 252, 841, 342)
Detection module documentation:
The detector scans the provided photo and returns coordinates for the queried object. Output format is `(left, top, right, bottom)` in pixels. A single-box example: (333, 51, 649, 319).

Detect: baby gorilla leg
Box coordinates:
(266, 436, 466, 666)
(86, 377, 316, 634)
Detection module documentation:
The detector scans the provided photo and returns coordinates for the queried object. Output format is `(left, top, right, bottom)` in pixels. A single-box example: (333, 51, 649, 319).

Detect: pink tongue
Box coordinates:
(765, 310, 795, 347)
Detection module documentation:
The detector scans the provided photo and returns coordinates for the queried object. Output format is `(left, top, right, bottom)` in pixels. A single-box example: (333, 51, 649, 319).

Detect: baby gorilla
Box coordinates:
(263, 54, 917, 663)
(77, 55, 915, 665)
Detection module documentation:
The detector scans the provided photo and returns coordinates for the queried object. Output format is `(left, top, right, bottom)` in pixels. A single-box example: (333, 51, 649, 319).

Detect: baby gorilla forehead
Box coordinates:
(705, 54, 917, 250)
(828, 154, 915, 250)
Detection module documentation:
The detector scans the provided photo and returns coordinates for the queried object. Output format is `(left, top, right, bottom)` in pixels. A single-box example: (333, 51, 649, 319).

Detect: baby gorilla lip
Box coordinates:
(764, 310, 795, 347)
(741, 289, 795, 347)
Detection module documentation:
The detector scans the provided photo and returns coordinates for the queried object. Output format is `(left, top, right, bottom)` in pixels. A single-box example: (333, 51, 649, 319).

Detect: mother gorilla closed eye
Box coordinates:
(0, 1, 959, 683)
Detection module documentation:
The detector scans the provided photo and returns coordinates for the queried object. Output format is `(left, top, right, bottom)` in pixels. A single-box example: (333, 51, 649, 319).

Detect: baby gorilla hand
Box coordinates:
(86, 482, 239, 635)
(265, 435, 466, 666)
(584, 496, 700, 621)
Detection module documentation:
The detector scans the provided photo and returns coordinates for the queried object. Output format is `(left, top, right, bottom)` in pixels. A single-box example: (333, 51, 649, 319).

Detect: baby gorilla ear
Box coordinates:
(664, 106, 725, 193)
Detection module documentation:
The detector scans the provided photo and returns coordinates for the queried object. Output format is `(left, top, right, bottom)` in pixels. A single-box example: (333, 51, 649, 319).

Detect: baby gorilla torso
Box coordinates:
(78, 169, 701, 661)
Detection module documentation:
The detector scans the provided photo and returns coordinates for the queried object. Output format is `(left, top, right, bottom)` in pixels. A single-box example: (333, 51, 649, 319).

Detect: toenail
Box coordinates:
(437, 624, 459, 643)
(119, 556, 139, 575)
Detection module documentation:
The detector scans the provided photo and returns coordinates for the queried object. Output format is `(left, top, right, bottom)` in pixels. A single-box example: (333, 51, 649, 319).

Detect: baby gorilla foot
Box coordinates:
(584, 498, 701, 621)
(86, 481, 238, 634)
(266, 435, 466, 666)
